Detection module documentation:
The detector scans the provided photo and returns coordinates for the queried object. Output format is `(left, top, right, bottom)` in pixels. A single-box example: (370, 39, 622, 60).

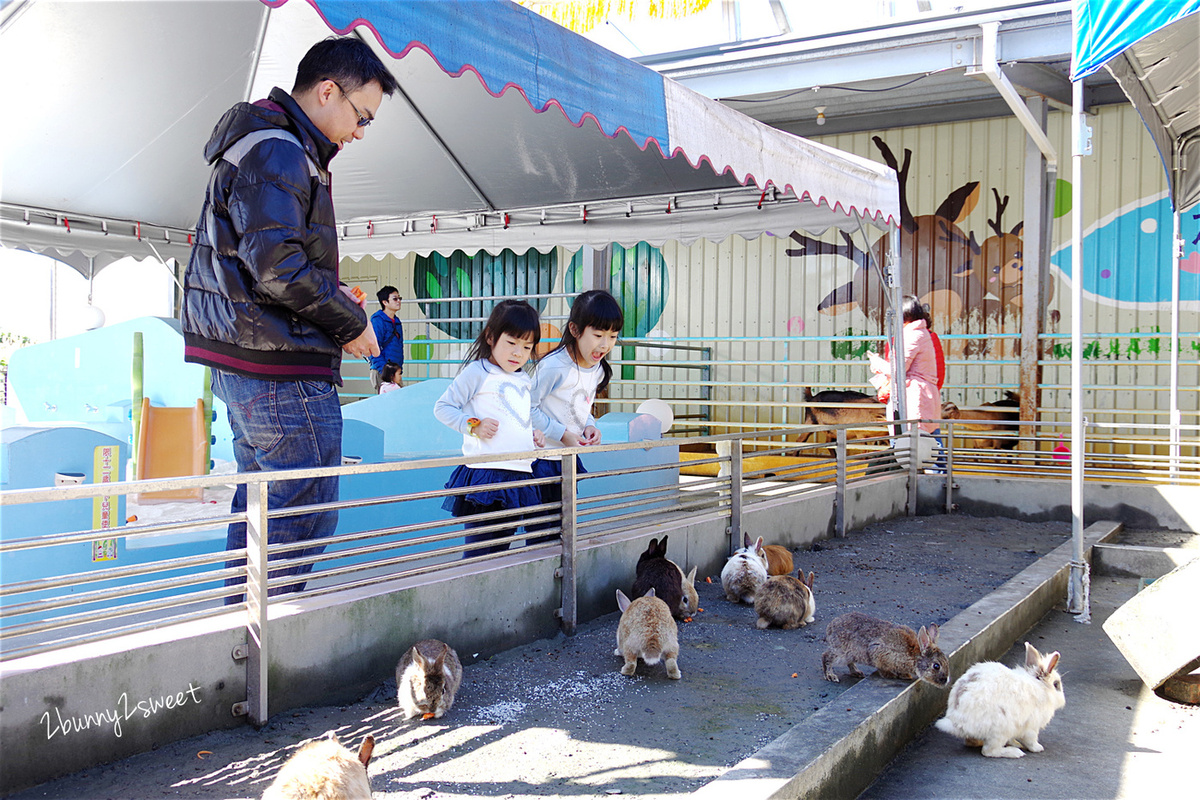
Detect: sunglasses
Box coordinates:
(332, 80, 373, 128)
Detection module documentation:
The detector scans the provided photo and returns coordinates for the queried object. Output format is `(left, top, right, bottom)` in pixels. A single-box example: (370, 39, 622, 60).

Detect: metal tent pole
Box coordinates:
(1068, 77, 1090, 623)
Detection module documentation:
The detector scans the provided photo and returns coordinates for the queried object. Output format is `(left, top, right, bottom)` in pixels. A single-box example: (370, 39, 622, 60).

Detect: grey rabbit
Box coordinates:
(396, 639, 463, 720)
(631, 536, 687, 619)
(822, 611, 950, 686)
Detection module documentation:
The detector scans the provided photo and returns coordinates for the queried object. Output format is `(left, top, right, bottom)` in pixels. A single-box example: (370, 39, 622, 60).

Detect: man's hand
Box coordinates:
(343, 324, 380, 359)
(340, 284, 367, 308)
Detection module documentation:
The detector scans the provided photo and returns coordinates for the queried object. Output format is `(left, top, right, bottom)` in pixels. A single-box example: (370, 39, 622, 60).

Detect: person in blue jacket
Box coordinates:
(369, 285, 405, 392)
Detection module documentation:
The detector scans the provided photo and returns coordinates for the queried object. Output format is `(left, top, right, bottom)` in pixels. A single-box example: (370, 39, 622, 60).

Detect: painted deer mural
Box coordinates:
(788, 137, 986, 329)
(976, 188, 1055, 321)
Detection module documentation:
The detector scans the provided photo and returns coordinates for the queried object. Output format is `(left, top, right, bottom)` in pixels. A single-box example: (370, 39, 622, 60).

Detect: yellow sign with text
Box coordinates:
(92, 445, 118, 562)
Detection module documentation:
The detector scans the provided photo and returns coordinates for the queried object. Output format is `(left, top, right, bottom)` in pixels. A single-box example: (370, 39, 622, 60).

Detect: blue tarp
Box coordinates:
(297, 0, 671, 147)
(1072, 0, 1200, 80)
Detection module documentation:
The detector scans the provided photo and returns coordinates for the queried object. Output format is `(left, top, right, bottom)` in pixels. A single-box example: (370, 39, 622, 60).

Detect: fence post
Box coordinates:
(944, 421, 956, 514)
(907, 422, 919, 516)
(558, 457, 578, 636)
(729, 441, 743, 555)
(245, 479, 270, 726)
(836, 428, 847, 537)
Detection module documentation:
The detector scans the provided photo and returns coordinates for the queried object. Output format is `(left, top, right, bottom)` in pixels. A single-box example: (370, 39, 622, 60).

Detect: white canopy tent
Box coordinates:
(0, 0, 899, 270)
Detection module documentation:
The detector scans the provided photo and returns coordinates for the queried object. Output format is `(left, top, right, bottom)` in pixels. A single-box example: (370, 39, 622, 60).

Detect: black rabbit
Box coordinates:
(631, 536, 687, 619)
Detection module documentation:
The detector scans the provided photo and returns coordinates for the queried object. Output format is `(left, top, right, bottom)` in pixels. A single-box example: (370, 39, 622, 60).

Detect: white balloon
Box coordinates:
(82, 304, 106, 330)
(636, 398, 674, 434)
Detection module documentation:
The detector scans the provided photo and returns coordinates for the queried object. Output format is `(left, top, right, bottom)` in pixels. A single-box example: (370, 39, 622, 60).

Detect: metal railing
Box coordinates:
(3, 418, 1195, 719)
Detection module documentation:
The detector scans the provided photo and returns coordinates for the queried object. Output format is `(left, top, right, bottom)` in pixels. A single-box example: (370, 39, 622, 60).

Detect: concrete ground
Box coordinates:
(7, 520, 1196, 800)
(861, 574, 1200, 800)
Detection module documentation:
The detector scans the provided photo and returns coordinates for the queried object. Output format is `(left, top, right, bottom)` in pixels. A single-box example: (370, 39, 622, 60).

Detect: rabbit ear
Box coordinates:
(1042, 651, 1061, 676)
(616, 589, 631, 612)
(685, 566, 697, 585)
(645, 586, 657, 598)
(926, 622, 939, 643)
(410, 645, 427, 668)
(1024, 641, 1042, 668)
(645, 537, 659, 555)
(917, 626, 931, 650)
(659, 535, 669, 555)
(805, 571, 815, 589)
(358, 735, 375, 767)
(743, 532, 752, 548)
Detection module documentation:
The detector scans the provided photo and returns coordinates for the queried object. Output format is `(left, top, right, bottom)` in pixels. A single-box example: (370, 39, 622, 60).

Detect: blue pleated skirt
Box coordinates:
(442, 465, 541, 516)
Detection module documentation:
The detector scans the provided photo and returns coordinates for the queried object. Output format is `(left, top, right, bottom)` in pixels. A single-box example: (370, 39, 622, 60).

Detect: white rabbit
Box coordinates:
(935, 641, 1065, 758)
(721, 533, 768, 604)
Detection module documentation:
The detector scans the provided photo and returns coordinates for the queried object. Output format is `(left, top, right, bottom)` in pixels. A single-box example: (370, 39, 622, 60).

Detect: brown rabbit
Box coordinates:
(754, 570, 816, 629)
(262, 733, 374, 800)
(678, 565, 699, 617)
(822, 612, 950, 686)
(615, 588, 681, 679)
(762, 544, 794, 576)
(396, 639, 463, 720)
(631, 536, 687, 618)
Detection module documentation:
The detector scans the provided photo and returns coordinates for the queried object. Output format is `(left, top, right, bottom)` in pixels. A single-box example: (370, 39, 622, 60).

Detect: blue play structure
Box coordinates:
(1, 318, 677, 632)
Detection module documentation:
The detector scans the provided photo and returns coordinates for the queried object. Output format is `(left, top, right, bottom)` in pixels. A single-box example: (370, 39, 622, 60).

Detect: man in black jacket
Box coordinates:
(182, 37, 398, 600)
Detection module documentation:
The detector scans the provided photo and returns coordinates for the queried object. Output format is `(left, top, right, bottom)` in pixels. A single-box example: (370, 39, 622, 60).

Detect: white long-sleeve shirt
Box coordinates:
(531, 347, 601, 461)
(433, 359, 551, 472)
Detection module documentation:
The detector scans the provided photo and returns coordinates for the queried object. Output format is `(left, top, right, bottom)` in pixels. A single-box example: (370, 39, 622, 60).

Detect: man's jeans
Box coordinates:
(211, 370, 341, 603)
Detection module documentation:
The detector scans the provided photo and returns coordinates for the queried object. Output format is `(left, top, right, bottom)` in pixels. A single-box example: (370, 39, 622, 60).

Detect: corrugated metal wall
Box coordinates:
(343, 103, 1199, 433)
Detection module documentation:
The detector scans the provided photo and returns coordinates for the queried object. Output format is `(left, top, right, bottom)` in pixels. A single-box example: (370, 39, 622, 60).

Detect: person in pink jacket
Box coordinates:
(869, 296, 943, 434)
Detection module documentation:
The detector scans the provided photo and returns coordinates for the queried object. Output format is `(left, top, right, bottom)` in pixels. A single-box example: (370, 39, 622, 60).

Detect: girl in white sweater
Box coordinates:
(434, 300, 551, 558)
(527, 290, 624, 544)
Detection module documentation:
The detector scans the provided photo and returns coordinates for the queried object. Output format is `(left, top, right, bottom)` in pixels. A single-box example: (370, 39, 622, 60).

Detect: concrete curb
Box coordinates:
(693, 520, 1123, 799)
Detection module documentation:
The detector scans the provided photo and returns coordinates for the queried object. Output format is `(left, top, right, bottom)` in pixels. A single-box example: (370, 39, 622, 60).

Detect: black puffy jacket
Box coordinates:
(181, 88, 366, 384)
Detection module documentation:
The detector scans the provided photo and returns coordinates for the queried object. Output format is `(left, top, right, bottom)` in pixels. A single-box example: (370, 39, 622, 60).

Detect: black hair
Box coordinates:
(377, 285, 399, 307)
(462, 300, 541, 368)
(293, 36, 399, 96)
(548, 290, 624, 393)
(380, 363, 401, 384)
(901, 295, 932, 326)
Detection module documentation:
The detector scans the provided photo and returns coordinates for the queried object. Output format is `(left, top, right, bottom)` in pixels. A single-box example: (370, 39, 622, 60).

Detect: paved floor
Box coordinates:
(861, 575, 1199, 800)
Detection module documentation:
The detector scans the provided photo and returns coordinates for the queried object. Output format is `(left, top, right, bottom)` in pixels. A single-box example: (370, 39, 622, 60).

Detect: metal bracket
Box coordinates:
(554, 607, 564, 619)
(231, 702, 249, 717)
(554, 567, 564, 579)
(231, 644, 248, 661)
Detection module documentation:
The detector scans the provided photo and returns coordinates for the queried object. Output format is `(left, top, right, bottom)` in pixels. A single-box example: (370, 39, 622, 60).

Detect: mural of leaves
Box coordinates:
(565, 242, 669, 337)
(414, 249, 558, 340)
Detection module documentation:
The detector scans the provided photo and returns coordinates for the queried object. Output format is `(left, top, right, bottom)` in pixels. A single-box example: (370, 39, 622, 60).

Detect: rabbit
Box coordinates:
(720, 533, 768, 604)
(631, 536, 687, 618)
(396, 639, 463, 720)
(678, 564, 699, 617)
(762, 544, 794, 576)
(822, 611, 950, 686)
(262, 733, 374, 800)
(754, 570, 816, 629)
(614, 588, 681, 679)
(935, 641, 1065, 758)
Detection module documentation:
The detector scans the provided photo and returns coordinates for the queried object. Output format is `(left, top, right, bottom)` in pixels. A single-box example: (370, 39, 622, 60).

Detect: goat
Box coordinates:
(941, 391, 1020, 453)
(799, 388, 888, 453)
